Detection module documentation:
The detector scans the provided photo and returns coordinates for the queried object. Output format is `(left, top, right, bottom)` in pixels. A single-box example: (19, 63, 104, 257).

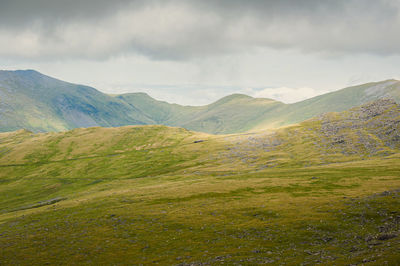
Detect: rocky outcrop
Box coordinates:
(313, 99, 400, 154)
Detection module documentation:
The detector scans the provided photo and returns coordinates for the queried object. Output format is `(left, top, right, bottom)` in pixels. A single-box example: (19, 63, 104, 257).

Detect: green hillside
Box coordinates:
(0, 99, 400, 264)
(1, 70, 400, 134)
(252, 79, 400, 130)
(110, 80, 400, 133)
(117, 93, 284, 134)
(116, 92, 204, 126)
(0, 70, 153, 132)
(117, 80, 400, 133)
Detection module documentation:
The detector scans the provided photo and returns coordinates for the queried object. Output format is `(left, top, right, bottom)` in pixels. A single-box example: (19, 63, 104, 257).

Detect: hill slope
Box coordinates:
(0, 100, 400, 264)
(0, 70, 153, 132)
(117, 93, 284, 134)
(1, 69, 400, 134)
(252, 79, 400, 130)
(118, 79, 400, 133)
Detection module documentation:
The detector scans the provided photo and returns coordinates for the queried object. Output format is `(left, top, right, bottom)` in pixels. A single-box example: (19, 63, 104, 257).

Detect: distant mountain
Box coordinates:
(117, 93, 283, 134)
(0, 69, 399, 134)
(0, 70, 153, 132)
(118, 79, 400, 133)
(251, 79, 400, 131)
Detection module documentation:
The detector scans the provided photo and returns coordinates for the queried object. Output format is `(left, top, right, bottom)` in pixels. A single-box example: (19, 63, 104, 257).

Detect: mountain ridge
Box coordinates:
(0, 69, 399, 134)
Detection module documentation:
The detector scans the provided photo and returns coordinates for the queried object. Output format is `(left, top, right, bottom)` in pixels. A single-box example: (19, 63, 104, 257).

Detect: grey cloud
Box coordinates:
(0, 0, 143, 27)
(0, 0, 400, 60)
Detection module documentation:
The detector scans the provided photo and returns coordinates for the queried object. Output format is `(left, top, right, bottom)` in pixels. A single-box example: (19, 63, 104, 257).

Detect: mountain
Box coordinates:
(1, 69, 400, 134)
(251, 79, 400, 130)
(0, 70, 153, 132)
(117, 93, 283, 133)
(1, 99, 400, 264)
(118, 79, 400, 133)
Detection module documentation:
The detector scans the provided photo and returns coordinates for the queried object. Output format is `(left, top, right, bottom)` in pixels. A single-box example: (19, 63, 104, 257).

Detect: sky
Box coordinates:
(1, 0, 400, 105)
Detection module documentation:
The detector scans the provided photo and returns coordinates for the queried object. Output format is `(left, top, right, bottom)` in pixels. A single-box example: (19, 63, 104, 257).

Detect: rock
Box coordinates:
(377, 233, 397, 241)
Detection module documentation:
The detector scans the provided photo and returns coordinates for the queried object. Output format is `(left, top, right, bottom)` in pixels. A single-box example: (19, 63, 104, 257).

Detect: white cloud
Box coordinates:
(246, 86, 328, 104)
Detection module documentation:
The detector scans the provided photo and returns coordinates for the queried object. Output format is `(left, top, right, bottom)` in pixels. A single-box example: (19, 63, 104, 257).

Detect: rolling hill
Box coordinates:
(117, 92, 284, 133)
(0, 99, 399, 264)
(1, 69, 400, 134)
(251, 79, 400, 130)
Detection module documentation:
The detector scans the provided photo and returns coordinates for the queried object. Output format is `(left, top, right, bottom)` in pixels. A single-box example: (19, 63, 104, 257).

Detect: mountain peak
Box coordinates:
(119, 92, 152, 98)
(15, 69, 40, 74)
(214, 93, 280, 104)
(0, 69, 42, 76)
(226, 93, 253, 99)
(209, 93, 247, 102)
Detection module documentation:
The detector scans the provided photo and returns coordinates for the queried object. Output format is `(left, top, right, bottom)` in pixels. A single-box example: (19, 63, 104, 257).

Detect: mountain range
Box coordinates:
(1, 69, 399, 134)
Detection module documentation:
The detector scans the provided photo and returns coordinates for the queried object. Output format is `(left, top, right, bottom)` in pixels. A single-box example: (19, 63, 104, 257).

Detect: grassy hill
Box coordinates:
(252, 79, 400, 130)
(118, 79, 400, 133)
(117, 93, 284, 134)
(0, 99, 399, 264)
(1, 70, 400, 134)
(116, 92, 204, 126)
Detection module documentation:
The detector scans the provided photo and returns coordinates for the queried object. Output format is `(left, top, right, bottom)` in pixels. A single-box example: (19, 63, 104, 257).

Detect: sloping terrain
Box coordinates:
(0, 99, 400, 264)
(0, 70, 153, 132)
(252, 79, 400, 130)
(1, 69, 399, 134)
(118, 79, 400, 133)
(223, 98, 400, 169)
(117, 93, 283, 134)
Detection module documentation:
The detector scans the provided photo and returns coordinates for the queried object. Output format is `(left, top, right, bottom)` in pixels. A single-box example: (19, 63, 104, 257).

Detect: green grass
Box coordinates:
(1, 160, 399, 265)
(0, 102, 399, 265)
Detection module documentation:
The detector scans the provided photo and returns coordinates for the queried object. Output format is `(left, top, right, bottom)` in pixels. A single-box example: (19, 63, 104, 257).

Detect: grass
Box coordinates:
(0, 119, 399, 264)
(1, 161, 399, 265)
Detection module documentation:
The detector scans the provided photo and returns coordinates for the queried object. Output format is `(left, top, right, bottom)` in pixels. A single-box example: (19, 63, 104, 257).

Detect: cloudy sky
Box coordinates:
(1, 0, 400, 105)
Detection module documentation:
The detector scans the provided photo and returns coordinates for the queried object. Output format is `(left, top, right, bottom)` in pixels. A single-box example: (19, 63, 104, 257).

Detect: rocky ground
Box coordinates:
(218, 99, 400, 170)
